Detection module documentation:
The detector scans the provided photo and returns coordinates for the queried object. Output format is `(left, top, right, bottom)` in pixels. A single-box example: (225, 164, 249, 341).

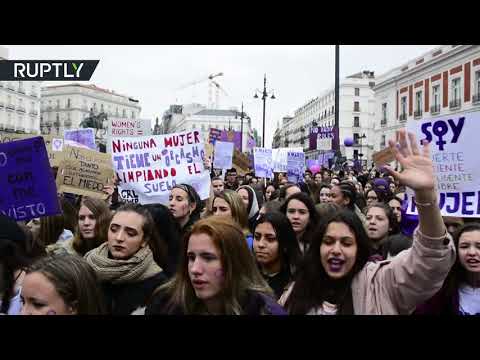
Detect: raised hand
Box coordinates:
(383, 129, 435, 192)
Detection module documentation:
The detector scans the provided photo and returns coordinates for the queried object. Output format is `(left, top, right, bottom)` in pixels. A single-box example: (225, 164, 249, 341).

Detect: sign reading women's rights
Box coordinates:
(56, 146, 115, 200)
(106, 118, 152, 153)
(0, 137, 60, 222)
(213, 141, 234, 169)
(253, 147, 273, 179)
(287, 151, 305, 183)
(406, 111, 480, 217)
(111, 130, 211, 205)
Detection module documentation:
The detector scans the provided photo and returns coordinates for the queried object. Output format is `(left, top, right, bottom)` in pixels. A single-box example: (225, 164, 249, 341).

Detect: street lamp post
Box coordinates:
(234, 102, 246, 152)
(254, 74, 275, 148)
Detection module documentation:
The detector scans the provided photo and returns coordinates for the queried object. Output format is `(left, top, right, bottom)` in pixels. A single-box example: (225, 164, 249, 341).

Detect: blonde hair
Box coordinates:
(156, 217, 272, 314)
(212, 190, 250, 236)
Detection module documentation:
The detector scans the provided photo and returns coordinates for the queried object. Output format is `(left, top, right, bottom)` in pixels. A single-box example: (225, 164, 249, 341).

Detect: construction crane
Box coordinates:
(176, 72, 228, 109)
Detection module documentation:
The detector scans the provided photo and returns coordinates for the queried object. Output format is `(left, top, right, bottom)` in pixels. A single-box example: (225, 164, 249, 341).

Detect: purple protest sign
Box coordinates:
(309, 126, 335, 151)
(0, 137, 61, 222)
(220, 130, 242, 151)
(64, 128, 96, 150)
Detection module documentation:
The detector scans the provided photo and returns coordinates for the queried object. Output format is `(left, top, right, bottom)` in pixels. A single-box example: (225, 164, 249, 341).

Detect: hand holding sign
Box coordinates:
(383, 129, 435, 192)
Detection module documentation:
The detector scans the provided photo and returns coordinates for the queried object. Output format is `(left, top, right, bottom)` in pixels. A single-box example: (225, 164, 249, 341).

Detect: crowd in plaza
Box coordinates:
(1, 129, 479, 315)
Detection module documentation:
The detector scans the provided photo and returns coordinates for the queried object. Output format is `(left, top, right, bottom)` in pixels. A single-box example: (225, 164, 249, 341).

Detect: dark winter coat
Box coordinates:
(146, 289, 287, 315)
(102, 272, 167, 315)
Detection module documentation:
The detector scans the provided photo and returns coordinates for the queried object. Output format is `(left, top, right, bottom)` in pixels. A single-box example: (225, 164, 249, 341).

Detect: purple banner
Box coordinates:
(309, 126, 335, 151)
(219, 130, 242, 151)
(64, 128, 96, 150)
(0, 137, 61, 222)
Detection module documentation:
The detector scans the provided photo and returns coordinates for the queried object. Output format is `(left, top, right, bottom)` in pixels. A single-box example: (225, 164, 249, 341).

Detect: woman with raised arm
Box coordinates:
(279, 130, 456, 315)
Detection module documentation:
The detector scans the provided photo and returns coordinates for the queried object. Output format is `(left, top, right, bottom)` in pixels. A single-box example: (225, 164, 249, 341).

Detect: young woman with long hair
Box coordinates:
(169, 184, 203, 238)
(415, 223, 480, 315)
(20, 253, 106, 315)
(84, 204, 167, 314)
(146, 217, 286, 315)
(49, 197, 111, 257)
(280, 192, 319, 256)
(211, 190, 253, 248)
(279, 130, 456, 315)
(253, 213, 301, 299)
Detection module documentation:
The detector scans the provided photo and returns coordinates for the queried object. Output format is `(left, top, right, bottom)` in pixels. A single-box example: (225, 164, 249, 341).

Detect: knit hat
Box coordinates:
(0, 215, 27, 251)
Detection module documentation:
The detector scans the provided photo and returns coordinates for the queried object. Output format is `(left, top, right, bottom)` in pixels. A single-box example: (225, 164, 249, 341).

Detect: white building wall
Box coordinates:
(40, 84, 141, 135)
(374, 45, 480, 154)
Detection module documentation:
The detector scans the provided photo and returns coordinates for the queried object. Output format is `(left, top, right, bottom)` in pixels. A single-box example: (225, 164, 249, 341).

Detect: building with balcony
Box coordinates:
(40, 83, 141, 136)
(273, 70, 376, 164)
(0, 46, 42, 134)
(162, 103, 254, 152)
(373, 45, 480, 152)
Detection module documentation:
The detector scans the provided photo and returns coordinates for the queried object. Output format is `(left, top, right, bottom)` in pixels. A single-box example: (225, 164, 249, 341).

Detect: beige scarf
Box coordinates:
(84, 243, 162, 284)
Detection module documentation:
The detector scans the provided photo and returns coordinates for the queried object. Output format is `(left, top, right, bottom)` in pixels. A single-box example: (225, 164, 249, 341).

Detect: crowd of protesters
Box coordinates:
(1, 129, 479, 315)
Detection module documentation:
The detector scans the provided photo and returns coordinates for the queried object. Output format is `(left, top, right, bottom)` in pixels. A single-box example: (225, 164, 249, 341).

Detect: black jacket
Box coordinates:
(261, 266, 292, 300)
(101, 272, 167, 315)
(146, 289, 286, 315)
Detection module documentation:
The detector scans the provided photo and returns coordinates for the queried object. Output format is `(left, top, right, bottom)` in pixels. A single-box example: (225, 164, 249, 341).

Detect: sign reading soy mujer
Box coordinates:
(0, 137, 60, 222)
(111, 131, 211, 205)
(406, 111, 480, 217)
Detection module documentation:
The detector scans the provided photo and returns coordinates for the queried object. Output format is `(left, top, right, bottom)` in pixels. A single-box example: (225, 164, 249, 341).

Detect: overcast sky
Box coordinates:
(5, 45, 438, 145)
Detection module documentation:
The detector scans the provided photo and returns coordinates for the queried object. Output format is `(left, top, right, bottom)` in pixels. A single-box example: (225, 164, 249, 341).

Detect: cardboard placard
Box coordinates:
(233, 148, 251, 175)
(56, 145, 115, 199)
(372, 147, 396, 168)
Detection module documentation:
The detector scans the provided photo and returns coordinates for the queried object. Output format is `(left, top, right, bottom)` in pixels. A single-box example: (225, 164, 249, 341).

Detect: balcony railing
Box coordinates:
(0, 101, 4, 108)
(29, 110, 38, 116)
(399, 113, 407, 122)
(449, 99, 461, 109)
(30, 92, 38, 98)
(17, 106, 26, 113)
(18, 88, 25, 94)
(472, 94, 480, 104)
(6, 83, 15, 91)
(6, 104, 15, 111)
(430, 104, 441, 114)
(414, 110, 423, 118)
(380, 119, 387, 126)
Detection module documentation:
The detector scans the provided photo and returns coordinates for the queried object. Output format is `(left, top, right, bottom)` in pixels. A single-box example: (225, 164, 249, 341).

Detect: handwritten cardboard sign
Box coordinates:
(110, 131, 211, 205)
(56, 145, 115, 199)
(405, 111, 480, 217)
(0, 137, 60, 222)
(232, 148, 251, 175)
